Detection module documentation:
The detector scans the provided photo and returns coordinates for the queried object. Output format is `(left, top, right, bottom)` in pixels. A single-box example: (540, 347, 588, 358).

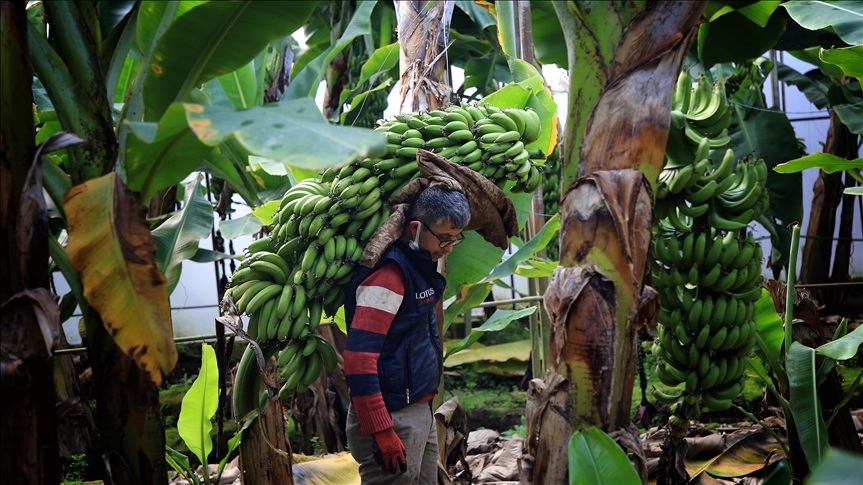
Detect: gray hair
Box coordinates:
(408, 186, 471, 229)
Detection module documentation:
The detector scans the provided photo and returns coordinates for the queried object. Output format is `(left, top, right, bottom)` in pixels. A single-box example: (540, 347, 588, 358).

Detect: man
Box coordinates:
(343, 186, 471, 484)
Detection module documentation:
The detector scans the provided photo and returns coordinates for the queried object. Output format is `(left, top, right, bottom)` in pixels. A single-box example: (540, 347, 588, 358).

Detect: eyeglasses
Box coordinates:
(420, 222, 465, 248)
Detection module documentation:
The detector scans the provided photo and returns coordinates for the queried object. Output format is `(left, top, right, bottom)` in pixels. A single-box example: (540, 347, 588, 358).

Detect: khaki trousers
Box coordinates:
(346, 401, 438, 484)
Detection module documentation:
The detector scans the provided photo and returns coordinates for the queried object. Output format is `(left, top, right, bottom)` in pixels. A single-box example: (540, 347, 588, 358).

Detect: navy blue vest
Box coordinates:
(345, 240, 446, 411)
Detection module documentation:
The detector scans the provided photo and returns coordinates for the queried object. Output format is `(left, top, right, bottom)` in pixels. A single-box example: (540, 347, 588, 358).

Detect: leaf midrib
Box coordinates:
(172, 2, 251, 105)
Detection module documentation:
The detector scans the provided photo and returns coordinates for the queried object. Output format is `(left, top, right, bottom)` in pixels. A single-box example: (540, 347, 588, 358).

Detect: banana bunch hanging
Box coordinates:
(224, 103, 547, 399)
(651, 72, 767, 413)
(541, 147, 560, 260)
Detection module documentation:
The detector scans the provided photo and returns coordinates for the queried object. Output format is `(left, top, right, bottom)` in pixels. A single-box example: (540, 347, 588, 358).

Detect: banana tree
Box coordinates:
(23, 0, 395, 482)
(0, 2, 61, 483)
(521, 2, 705, 484)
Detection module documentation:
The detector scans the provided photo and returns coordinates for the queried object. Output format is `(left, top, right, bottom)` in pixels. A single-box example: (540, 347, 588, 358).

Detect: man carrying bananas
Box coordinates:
(343, 186, 470, 483)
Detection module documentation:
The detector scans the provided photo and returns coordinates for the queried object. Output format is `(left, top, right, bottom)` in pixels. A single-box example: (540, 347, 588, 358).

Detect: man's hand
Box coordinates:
(372, 427, 407, 474)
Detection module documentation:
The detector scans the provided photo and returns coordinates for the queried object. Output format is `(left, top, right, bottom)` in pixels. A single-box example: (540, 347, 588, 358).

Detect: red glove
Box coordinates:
(372, 427, 407, 474)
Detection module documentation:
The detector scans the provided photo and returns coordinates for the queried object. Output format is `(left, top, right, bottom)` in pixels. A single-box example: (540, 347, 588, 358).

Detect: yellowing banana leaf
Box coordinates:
(250, 200, 280, 226)
(444, 339, 531, 368)
(475, 359, 529, 376)
(684, 430, 785, 479)
(64, 173, 176, 385)
(292, 452, 359, 484)
(178, 343, 218, 469)
(515, 259, 558, 278)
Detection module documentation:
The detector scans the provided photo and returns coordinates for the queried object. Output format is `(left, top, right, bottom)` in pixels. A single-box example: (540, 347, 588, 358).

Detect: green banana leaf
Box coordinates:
(177, 343, 220, 470)
(454, 0, 497, 31)
(789, 47, 845, 80)
(444, 306, 536, 359)
(776, 62, 831, 110)
(114, 0, 177, 150)
(804, 448, 863, 485)
(165, 445, 201, 485)
(703, 0, 782, 28)
(816, 321, 863, 361)
(124, 103, 213, 203)
(445, 232, 507, 301)
(443, 282, 493, 332)
(190, 248, 236, 263)
(486, 214, 559, 281)
(530, 0, 567, 67)
(697, 8, 787, 68)
(143, 0, 315, 120)
(216, 60, 258, 110)
(444, 339, 531, 368)
(820, 46, 863, 82)
(184, 98, 387, 171)
(515, 259, 559, 278)
(285, 0, 375, 100)
(199, 149, 258, 206)
(114, 55, 141, 105)
(835, 106, 863, 136)
(103, 7, 138, 107)
(218, 213, 263, 240)
(337, 42, 400, 107)
(216, 411, 257, 483)
(781, 1, 863, 46)
(774, 153, 863, 175)
(763, 460, 792, 485)
(250, 200, 280, 226)
(568, 427, 642, 485)
(494, 0, 518, 58)
(753, 289, 784, 366)
(152, 176, 214, 295)
(786, 342, 829, 468)
(816, 318, 848, 386)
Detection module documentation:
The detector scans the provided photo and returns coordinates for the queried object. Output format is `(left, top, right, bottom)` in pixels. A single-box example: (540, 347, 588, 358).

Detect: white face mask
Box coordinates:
(409, 223, 422, 251)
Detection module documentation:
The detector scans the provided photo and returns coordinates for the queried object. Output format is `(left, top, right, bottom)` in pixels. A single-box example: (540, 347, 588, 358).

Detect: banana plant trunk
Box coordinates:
(27, 2, 167, 482)
(799, 111, 859, 311)
(524, 3, 704, 484)
(394, 0, 454, 113)
(1, 2, 59, 483)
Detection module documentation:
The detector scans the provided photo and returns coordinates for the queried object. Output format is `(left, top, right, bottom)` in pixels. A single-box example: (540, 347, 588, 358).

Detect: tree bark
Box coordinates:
(395, 0, 454, 113)
(538, 2, 705, 483)
(237, 360, 293, 485)
(0, 2, 59, 483)
(799, 112, 856, 298)
(828, 164, 859, 311)
(85, 317, 167, 485)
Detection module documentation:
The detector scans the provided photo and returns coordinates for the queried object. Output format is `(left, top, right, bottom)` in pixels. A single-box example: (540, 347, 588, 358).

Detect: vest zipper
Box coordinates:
(406, 340, 412, 403)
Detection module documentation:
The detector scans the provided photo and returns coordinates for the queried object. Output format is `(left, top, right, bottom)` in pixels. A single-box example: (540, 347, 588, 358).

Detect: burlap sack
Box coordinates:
(360, 149, 519, 267)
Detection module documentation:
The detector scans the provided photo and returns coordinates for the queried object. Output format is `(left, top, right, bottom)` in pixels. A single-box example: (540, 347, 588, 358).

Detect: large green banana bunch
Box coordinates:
(541, 147, 560, 260)
(665, 72, 732, 168)
(225, 103, 546, 399)
(650, 72, 766, 414)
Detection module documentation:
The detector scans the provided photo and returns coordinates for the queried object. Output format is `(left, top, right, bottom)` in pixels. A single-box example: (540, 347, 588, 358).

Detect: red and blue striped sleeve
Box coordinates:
(344, 262, 404, 435)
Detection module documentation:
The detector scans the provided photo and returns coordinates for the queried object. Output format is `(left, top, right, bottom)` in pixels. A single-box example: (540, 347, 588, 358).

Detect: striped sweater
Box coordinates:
(344, 262, 434, 435)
